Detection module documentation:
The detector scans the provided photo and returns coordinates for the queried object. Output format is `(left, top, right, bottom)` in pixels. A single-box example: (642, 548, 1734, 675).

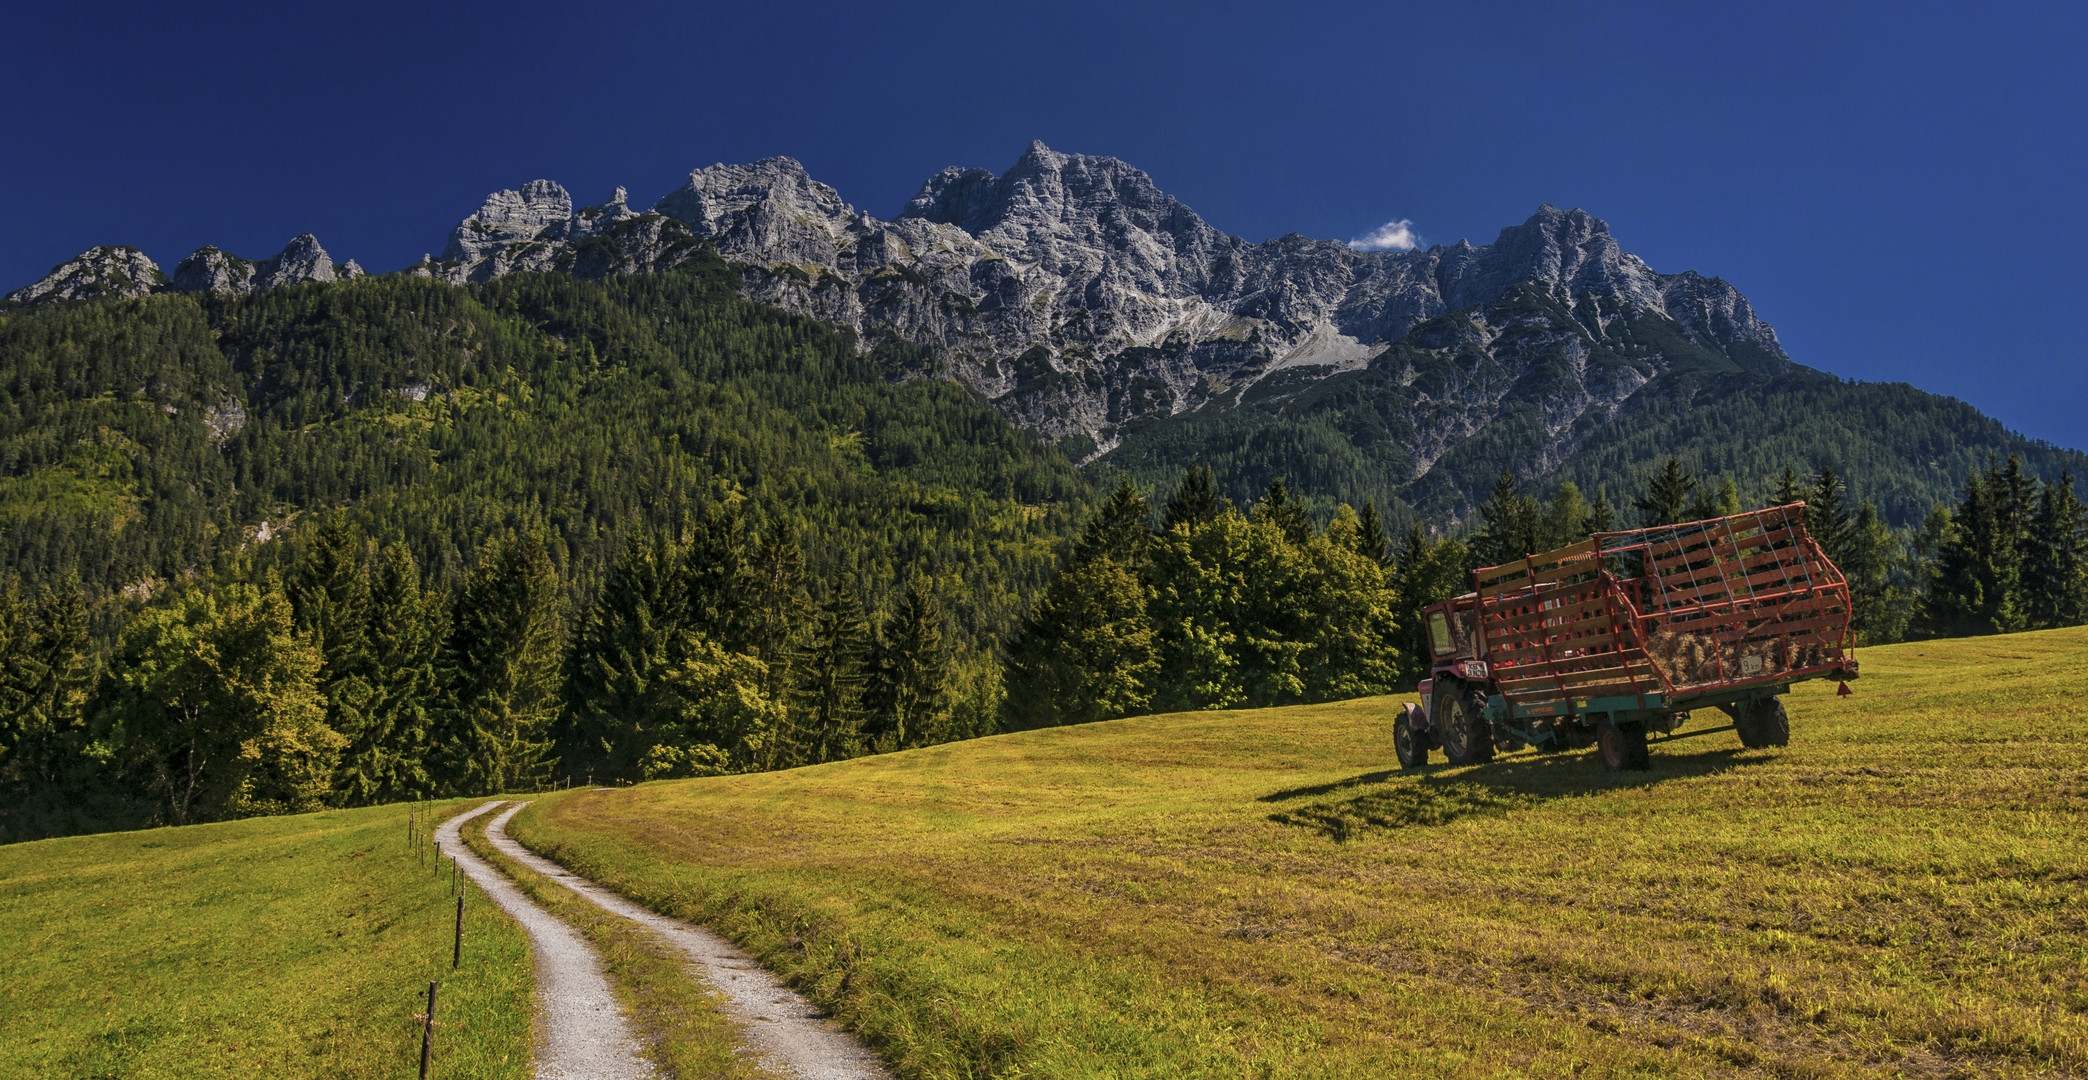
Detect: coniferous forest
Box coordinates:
(2, 256, 2085, 840)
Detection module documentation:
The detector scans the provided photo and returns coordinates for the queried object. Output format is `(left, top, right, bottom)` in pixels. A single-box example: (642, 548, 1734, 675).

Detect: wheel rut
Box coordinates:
(451, 800, 892, 1080)
(439, 801, 653, 1079)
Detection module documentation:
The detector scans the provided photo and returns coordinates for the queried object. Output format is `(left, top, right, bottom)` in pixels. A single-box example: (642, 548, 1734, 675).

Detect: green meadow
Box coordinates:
(0, 800, 532, 1079)
(510, 627, 2088, 1079)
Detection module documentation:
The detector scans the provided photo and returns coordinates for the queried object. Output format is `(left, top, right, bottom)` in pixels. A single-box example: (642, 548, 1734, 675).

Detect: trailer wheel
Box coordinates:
(1597, 719, 1650, 772)
(1434, 681, 1495, 766)
(1735, 697, 1791, 749)
(1394, 711, 1427, 770)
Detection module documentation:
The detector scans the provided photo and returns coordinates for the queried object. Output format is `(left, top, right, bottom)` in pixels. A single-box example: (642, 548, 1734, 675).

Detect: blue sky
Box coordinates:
(7, 1, 2084, 450)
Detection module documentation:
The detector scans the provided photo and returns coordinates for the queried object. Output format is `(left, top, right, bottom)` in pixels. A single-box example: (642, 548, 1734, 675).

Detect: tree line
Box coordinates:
(0, 494, 974, 838)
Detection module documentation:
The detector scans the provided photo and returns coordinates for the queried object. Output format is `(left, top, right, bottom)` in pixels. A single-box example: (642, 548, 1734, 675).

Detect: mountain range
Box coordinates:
(11, 142, 2081, 525)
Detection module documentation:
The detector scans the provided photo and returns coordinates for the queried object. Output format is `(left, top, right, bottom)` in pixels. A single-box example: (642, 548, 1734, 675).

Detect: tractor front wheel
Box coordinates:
(1435, 681, 1496, 766)
(1394, 711, 1427, 770)
(1735, 697, 1791, 749)
(1597, 719, 1650, 771)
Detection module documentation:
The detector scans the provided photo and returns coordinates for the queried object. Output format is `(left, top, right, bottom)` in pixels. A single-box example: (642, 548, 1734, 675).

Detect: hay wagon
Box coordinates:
(1397, 503, 1860, 771)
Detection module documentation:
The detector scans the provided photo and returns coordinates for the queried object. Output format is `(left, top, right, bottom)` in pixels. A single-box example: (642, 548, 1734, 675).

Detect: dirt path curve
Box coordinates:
(437, 802, 654, 1080)
(483, 802, 892, 1080)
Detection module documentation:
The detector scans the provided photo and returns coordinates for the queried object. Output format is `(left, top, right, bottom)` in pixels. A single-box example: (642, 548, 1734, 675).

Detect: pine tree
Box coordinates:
(1773, 466, 1808, 506)
(1251, 478, 1315, 547)
(1923, 458, 2036, 636)
(1807, 467, 1857, 569)
(788, 578, 871, 765)
(365, 544, 439, 800)
(1589, 490, 1616, 534)
(867, 579, 948, 749)
(561, 531, 683, 781)
(2026, 471, 2088, 629)
(1474, 469, 1539, 565)
(438, 534, 565, 795)
(683, 498, 758, 654)
(1845, 500, 1906, 643)
(1161, 465, 1224, 533)
(1002, 556, 1157, 729)
(1078, 478, 1154, 569)
(1637, 458, 1698, 527)
(289, 515, 381, 806)
(1353, 502, 1390, 567)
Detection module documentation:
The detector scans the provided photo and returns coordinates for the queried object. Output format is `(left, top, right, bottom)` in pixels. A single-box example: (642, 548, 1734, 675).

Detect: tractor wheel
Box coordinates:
(1435, 681, 1496, 766)
(1735, 697, 1791, 749)
(1597, 719, 1651, 772)
(1394, 711, 1427, 770)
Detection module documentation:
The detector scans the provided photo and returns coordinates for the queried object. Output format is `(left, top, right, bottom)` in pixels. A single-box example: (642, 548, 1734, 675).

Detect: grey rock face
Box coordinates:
(6, 144, 1791, 488)
(7, 246, 167, 304)
(172, 247, 256, 293)
(171, 235, 357, 294)
(626, 144, 1788, 462)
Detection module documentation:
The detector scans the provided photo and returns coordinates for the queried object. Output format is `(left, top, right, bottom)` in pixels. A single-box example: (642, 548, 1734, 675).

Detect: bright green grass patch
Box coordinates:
(0, 800, 534, 1079)
(511, 627, 2088, 1079)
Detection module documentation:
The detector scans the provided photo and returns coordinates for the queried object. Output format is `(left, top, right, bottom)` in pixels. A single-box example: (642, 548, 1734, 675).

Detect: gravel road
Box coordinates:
(481, 802, 892, 1080)
(437, 801, 654, 1079)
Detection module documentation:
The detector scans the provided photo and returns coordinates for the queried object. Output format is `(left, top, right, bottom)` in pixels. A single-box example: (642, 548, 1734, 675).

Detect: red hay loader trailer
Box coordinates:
(1397, 502, 1860, 771)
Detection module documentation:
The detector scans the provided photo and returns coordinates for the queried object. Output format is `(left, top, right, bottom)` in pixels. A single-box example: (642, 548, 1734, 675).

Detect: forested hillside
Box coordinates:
(1095, 282, 2088, 529)
(0, 255, 1091, 838)
(2, 252, 2084, 841)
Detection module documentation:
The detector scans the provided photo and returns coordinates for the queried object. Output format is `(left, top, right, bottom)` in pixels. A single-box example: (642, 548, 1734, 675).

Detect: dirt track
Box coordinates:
(479, 801, 891, 1080)
(437, 801, 653, 1079)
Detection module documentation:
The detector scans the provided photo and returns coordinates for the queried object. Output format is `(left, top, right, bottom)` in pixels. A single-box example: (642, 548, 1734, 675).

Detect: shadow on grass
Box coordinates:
(1263, 747, 1758, 841)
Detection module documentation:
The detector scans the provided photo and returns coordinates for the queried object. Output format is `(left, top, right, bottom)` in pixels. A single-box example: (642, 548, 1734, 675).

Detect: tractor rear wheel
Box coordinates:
(1597, 719, 1650, 771)
(1394, 711, 1427, 770)
(1735, 697, 1791, 749)
(1435, 681, 1495, 766)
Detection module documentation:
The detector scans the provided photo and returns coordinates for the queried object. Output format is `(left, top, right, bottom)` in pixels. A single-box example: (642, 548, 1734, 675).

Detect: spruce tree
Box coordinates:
(438, 534, 565, 795)
(1002, 556, 1157, 729)
(1637, 458, 1697, 527)
(562, 531, 683, 781)
(1162, 465, 1224, 532)
(1773, 466, 1808, 506)
(1475, 469, 1539, 565)
(789, 578, 871, 765)
(1807, 467, 1857, 569)
(290, 515, 381, 805)
(1589, 490, 1616, 534)
(1353, 502, 1390, 567)
(1714, 476, 1744, 517)
(1078, 478, 1155, 569)
(867, 579, 948, 749)
(365, 544, 439, 800)
(2026, 471, 2088, 629)
(1253, 479, 1314, 547)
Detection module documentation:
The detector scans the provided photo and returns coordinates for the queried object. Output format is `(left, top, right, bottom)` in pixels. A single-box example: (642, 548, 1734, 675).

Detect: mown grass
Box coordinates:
(510, 627, 2088, 1079)
(0, 799, 534, 1079)
(458, 804, 785, 1080)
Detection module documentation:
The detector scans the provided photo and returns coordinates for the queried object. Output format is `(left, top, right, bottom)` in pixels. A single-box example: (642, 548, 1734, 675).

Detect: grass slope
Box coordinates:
(0, 800, 533, 1079)
(510, 627, 2088, 1079)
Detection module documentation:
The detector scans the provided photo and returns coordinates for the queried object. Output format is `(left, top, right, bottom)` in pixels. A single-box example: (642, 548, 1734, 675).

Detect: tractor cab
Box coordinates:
(1423, 593, 1487, 676)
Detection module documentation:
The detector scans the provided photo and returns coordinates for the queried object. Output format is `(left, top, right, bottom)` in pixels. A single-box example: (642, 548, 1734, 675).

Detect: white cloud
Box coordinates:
(1349, 218, 1420, 252)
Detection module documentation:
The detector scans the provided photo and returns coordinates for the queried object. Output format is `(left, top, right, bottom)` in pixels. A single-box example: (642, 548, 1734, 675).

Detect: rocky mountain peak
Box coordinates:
(442, 180, 575, 264)
(173, 234, 357, 295)
(6, 246, 167, 305)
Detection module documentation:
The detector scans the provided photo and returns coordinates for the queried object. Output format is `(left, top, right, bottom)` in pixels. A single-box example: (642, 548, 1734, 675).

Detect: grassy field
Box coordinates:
(510, 627, 2088, 1079)
(0, 799, 534, 1079)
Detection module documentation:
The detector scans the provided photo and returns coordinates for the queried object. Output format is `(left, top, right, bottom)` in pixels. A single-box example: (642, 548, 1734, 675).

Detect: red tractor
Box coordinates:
(1397, 503, 1859, 771)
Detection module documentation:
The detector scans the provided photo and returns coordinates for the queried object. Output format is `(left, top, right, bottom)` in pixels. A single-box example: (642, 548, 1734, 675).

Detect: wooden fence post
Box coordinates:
(453, 893, 464, 968)
(419, 980, 438, 1079)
